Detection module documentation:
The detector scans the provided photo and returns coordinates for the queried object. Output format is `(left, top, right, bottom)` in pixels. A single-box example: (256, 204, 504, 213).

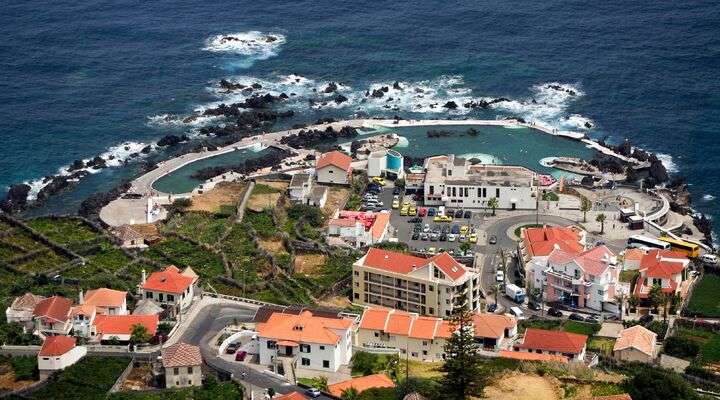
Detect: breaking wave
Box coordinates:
(656, 153, 679, 173)
(703, 194, 715, 201)
(203, 31, 285, 68)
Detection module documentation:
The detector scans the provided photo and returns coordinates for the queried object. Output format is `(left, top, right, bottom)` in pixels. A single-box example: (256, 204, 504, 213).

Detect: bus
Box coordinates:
(659, 236, 701, 258)
(627, 235, 671, 251)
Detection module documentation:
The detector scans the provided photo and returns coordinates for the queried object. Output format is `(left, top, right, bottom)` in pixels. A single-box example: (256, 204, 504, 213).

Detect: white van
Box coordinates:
(509, 306, 525, 320)
(701, 254, 718, 265)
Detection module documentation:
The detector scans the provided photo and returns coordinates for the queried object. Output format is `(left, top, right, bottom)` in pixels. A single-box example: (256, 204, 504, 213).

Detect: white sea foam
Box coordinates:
(394, 136, 409, 148)
(491, 82, 588, 129)
(460, 153, 500, 164)
(147, 113, 221, 128)
(202, 31, 286, 57)
(656, 153, 679, 173)
(703, 194, 715, 201)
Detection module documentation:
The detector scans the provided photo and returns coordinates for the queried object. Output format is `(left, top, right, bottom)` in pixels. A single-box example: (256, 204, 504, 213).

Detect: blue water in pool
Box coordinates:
(1, 1, 719, 234)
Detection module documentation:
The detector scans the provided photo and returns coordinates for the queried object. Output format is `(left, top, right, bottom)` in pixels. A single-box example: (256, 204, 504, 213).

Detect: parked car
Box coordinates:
(439, 233, 447, 241)
(701, 254, 718, 265)
(418, 207, 427, 217)
(408, 216, 422, 223)
(411, 232, 420, 240)
(427, 207, 436, 216)
(434, 215, 453, 222)
(447, 233, 457, 242)
(488, 235, 497, 245)
(547, 307, 563, 317)
(585, 315, 599, 323)
(392, 199, 400, 209)
(305, 388, 322, 398)
(463, 210, 472, 219)
(393, 186, 401, 195)
(420, 232, 429, 241)
(454, 209, 463, 218)
(430, 233, 439, 242)
(568, 313, 584, 321)
(495, 270, 504, 283)
(528, 302, 541, 311)
(423, 224, 430, 232)
(487, 303, 498, 313)
(639, 314, 654, 324)
(451, 224, 460, 234)
(235, 350, 247, 361)
(468, 233, 477, 243)
(225, 343, 239, 354)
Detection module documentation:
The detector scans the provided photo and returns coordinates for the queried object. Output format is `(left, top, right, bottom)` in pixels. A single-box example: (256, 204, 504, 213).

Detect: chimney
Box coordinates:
(141, 269, 147, 284)
(78, 289, 84, 305)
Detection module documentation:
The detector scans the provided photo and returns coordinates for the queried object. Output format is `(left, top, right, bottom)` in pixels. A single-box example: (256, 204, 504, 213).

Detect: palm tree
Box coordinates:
(581, 197, 591, 222)
(341, 387, 360, 400)
(487, 197, 499, 216)
(596, 213, 607, 234)
(649, 284, 663, 314)
(628, 295, 639, 314)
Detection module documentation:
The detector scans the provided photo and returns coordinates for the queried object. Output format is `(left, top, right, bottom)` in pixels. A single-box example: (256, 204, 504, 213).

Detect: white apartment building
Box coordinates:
(352, 248, 482, 317)
(138, 266, 197, 317)
(422, 155, 538, 210)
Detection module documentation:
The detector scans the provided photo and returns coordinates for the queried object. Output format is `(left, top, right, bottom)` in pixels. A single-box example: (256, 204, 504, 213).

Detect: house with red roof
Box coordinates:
(328, 373, 396, 398)
(356, 307, 517, 361)
(541, 245, 619, 312)
(328, 210, 392, 247)
(91, 314, 159, 342)
(520, 225, 586, 291)
(37, 335, 87, 377)
(33, 295, 73, 336)
(6, 292, 45, 324)
(161, 342, 202, 388)
(352, 248, 481, 317)
(634, 249, 689, 304)
(513, 328, 588, 361)
(315, 150, 352, 185)
(139, 266, 197, 317)
(256, 310, 354, 373)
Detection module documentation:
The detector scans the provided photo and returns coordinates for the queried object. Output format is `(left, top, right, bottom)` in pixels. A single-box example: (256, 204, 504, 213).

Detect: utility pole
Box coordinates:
(540, 276, 545, 317)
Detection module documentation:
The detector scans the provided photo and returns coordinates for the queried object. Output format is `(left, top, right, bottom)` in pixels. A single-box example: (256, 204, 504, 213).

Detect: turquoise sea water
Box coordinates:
(2, 1, 718, 236)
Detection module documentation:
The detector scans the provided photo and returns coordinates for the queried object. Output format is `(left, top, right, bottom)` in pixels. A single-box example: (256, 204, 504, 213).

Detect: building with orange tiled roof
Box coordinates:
(161, 342, 202, 388)
(327, 211, 392, 248)
(256, 310, 354, 373)
(540, 245, 620, 312)
(520, 225, 586, 293)
(352, 248, 482, 317)
(356, 307, 517, 362)
(513, 328, 588, 361)
(82, 288, 128, 315)
(622, 248, 645, 270)
(33, 295, 73, 336)
(316, 150, 353, 185)
(37, 335, 87, 377)
(613, 325, 657, 363)
(275, 392, 307, 400)
(91, 314, 159, 342)
(634, 249, 689, 304)
(138, 266, 197, 317)
(327, 373, 396, 397)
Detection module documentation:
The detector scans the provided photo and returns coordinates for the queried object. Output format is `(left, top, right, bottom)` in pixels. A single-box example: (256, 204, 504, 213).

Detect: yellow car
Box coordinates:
(392, 200, 400, 209)
(400, 206, 409, 216)
(402, 201, 412, 208)
(469, 233, 478, 243)
(434, 215, 453, 222)
(460, 225, 469, 235)
(427, 247, 437, 255)
(408, 207, 417, 216)
(371, 177, 386, 186)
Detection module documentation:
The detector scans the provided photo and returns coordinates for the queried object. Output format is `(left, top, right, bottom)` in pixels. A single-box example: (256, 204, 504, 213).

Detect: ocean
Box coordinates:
(1, 1, 719, 232)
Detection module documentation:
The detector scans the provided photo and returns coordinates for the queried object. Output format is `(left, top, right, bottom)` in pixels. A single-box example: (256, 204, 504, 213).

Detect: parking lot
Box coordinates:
(374, 185, 488, 256)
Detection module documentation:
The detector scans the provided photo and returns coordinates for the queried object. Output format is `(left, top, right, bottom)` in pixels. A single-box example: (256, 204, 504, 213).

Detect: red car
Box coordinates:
(418, 207, 427, 217)
(235, 350, 247, 361)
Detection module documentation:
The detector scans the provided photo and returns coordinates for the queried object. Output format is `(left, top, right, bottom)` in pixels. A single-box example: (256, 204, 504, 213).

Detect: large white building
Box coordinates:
(316, 151, 352, 185)
(256, 310, 354, 373)
(138, 266, 197, 317)
(352, 248, 482, 317)
(37, 336, 87, 378)
(422, 155, 538, 210)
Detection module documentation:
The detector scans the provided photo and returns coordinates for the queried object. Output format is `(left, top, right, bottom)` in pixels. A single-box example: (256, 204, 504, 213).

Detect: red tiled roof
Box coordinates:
(371, 212, 391, 240)
(39, 335, 76, 357)
(329, 218, 359, 227)
(360, 248, 467, 281)
(257, 311, 353, 345)
(275, 392, 307, 400)
(518, 328, 587, 354)
(327, 374, 396, 397)
(408, 317, 440, 340)
(10, 293, 45, 312)
(84, 288, 127, 308)
(93, 314, 159, 337)
(359, 308, 392, 331)
(498, 350, 568, 364)
(640, 250, 687, 279)
(523, 226, 584, 258)
(384, 312, 412, 336)
(634, 276, 678, 299)
(33, 296, 72, 323)
(472, 314, 516, 339)
(161, 342, 202, 368)
(141, 266, 194, 294)
(316, 150, 352, 171)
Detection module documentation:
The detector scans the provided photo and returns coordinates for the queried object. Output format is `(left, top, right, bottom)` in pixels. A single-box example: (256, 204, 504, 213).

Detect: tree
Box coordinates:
(580, 197, 591, 222)
(341, 387, 360, 400)
(596, 213, 607, 233)
(130, 323, 152, 343)
(267, 388, 276, 399)
(487, 197, 499, 216)
(459, 241, 472, 255)
(627, 367, 699, 400)
(628, 295, 639, 313)
(440, 307, 483, 399)
(648, 284, 663, 314)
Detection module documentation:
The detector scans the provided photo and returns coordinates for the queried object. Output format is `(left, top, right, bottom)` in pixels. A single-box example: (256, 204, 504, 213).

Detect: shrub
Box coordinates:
(351, 352, 398, 377)
(664, 336, 700, 359)
(10, 356, 38, 380)
(626, 367, 699, 400)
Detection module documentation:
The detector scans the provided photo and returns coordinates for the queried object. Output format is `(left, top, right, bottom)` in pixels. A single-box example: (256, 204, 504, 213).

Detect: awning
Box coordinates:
(277, 340, 299, 347)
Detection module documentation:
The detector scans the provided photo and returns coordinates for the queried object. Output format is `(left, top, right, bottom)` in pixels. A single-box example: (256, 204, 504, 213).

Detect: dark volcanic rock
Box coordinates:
(427, 130, 453, 138)
(86, 156, 107, 170)
(190, 148, 294, 181)
(323, 82, 338, 93)
(68, 160, 85, 172)
(443, 101, 458, 110)
(648, 155, 669, 183)
(79, 180, 132, 220)
(219, 79, 246, 91)
(279, 126, 359, 149)
(371, 88, 385, 98)
(334, 94, 348, 104)
(393, 81, 402, 90)
(463, 97, 510, 109)
(546, 84, 576, 96)
(0, 184, 31, 213)
(157, 134, 188, 147)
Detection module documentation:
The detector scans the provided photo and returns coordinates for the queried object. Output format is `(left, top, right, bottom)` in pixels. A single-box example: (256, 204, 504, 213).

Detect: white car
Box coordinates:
(447, 233, 457, 242)
(701, 254, 718, 265)
(496, 270, 505, 283)
(423, 224, 430, 233)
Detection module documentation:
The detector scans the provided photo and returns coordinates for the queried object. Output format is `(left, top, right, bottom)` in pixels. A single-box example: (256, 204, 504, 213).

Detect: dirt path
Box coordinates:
(481, 372, 561, 400)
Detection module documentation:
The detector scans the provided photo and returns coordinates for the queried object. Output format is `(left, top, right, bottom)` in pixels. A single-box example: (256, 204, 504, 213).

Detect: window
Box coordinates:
(422, 341, 428, 346)
(301, 358, 310, 366)
(167, 294, 174, 302)
(354, 271, 359, 276)
(411, 352, 418, 357)
(188, 366, 193, 374)
(158, 293, 164, 301)
(267, 340, 276, 349)
(428, 285, 434, 291)
(354, 293, 359, 299)
(174, 368, 179, 375)
(374, 332, 379, 337)
(319, 345, 325, 350)
(187, 380, 192, 385)
(422, 350, 428, 356)
(445, 310, 450, 316)
(429, 185, 434, 195)
(496, 188, 500, 197)
(323, 360, 330, 368)
(300, 344, 311, 353)
(354, 282, 359, 287)
(146, 292, 153, 299)
(429, 307, 434, 314)
(176, 381, 179, 386)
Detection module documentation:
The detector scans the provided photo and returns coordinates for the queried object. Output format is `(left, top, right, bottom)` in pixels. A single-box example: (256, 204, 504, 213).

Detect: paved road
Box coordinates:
(179, 302, 332, 399)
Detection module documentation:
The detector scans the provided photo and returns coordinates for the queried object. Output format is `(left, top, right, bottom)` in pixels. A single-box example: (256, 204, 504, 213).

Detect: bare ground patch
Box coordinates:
(247, 181, 288, 212)
(318, 295, 351, 309)
(323, 187, 351, 217)
(120, 363, 154, 391)
(259, 238, 285, 254)
(294, 253, 327, 276)
(481, 372, 561, 400)
(189, 182, 246, 213)
(0, 368, 36, 392)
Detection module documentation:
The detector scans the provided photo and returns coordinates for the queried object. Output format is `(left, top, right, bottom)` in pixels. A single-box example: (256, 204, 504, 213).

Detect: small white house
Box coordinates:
(138, 266, 196, 317)
(6, 293, 45, 324)
(37, 336, 87, 378)
(288, 173, 313, 203)
(161, 342, 203, 388)
(316, 151, 352, 185)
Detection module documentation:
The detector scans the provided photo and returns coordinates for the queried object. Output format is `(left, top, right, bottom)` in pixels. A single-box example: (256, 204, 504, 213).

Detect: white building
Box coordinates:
(6, 293, 45, 324)
(138, 266, 197, 317)
(33, 296, 73, 336)
(37, 336, 87, 378)
(423, 155, 538, 210)
(327, 211, 391, 248)
(161, 342, 203, 388)
(367, 149, 405, 179)
(256, 310, 354, 373)
(316, 151, 352, 185)
(288, 173, 313, 203)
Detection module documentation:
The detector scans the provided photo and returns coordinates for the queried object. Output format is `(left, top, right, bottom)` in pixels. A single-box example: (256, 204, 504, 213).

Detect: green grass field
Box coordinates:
(686, 274, 720, 318)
